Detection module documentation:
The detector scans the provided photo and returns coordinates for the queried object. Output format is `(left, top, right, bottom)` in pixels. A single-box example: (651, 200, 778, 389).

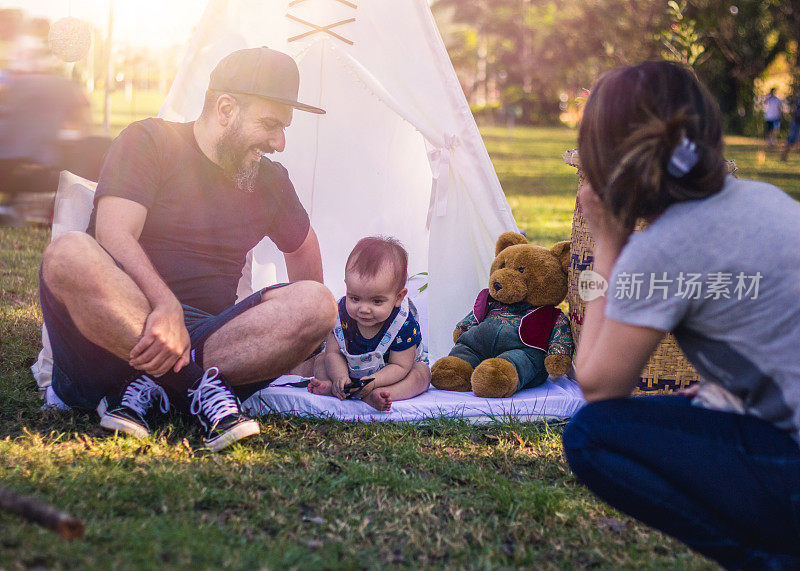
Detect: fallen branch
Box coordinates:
(0, 486, 84, 540)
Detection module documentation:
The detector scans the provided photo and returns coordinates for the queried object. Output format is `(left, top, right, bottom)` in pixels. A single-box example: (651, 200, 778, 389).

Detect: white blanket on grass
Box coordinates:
(44, 375, 585, 422)
(242, 375, 585, 423)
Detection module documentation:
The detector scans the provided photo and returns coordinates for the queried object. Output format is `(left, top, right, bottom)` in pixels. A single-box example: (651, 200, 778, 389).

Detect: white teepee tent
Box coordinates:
(159, 0, 518, 361)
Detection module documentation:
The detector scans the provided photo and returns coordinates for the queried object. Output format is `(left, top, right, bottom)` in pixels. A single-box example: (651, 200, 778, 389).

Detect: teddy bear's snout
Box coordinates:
(489, 270, 527, 303)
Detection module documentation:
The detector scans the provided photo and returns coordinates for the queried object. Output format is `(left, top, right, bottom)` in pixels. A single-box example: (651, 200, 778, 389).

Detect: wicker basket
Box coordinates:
(564, 150, 737, 394)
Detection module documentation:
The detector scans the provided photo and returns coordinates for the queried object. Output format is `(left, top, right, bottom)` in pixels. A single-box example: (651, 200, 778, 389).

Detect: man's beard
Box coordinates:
(215, 121, 266, 193)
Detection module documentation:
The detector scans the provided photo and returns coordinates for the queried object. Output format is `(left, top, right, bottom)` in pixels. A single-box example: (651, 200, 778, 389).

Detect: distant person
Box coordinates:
(763, 87, 782, 148)
(307, 236, 431, 410)
(780, 95, 800, 161)
(39, 48, 337, 451)
(563, 61, 800, 569)
(502, 102, 520, 133)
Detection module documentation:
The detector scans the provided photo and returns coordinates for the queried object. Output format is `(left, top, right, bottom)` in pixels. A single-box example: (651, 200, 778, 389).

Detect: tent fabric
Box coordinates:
(243, 375, 585, 423)
(159, 0, 519, 361)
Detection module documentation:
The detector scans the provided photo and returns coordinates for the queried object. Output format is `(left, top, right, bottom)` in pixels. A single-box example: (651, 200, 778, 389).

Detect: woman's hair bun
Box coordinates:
(578, 61, 727, 228)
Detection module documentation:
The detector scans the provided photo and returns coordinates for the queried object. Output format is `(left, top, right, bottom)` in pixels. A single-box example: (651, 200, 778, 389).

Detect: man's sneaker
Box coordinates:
(97, 375, 170, 439)
(188, 367, 260, 452)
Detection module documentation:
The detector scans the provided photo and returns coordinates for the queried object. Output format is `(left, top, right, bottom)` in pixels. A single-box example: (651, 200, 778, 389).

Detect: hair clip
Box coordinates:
(666, 135, 699, 178)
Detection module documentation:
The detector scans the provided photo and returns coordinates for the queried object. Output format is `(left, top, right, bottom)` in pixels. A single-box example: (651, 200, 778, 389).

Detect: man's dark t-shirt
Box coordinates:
(87, 118, 310, 315)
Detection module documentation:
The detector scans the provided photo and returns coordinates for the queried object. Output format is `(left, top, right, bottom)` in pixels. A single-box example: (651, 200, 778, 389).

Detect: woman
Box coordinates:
(563, 61, 800, 569)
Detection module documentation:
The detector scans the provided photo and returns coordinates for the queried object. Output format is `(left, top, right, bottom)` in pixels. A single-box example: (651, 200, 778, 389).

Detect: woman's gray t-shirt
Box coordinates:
(605, 176, 800, 444)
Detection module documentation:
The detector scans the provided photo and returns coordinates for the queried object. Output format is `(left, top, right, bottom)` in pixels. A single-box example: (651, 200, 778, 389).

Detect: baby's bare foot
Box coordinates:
(363, 390, 392, 411)
(307, 378, 333, 396)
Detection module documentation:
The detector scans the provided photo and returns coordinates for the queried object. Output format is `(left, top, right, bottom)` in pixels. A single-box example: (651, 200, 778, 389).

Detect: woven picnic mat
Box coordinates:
(564, 150, 737, 394)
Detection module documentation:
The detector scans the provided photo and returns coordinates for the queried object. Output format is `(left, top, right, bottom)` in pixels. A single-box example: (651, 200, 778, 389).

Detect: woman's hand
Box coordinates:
(578, 183, 631, 254)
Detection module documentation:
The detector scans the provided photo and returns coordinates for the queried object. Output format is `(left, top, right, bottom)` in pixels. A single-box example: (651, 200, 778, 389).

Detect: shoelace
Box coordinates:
(188, 367, 239, 426)
(121, 375, 170, 416)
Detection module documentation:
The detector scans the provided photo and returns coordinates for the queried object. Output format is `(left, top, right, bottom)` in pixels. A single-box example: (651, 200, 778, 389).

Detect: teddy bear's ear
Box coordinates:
(550, 241, 571, 274)
(495, 232, 528, 256)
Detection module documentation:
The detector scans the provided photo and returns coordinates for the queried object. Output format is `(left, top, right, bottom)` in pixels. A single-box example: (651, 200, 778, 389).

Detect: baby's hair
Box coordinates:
(346, 236, 408, 293)
(578, 61, 727, 229)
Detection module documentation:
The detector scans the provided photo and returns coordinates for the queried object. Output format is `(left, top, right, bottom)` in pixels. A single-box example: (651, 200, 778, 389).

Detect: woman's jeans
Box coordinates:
(563, 396, 800, 569)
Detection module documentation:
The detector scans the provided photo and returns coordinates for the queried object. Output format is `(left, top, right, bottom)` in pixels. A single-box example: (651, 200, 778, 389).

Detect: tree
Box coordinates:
(432, 0, 798, 130)
(777, 0, 800, 93)
(661, 1, 708, 67)
(689, 0, 793, 132)
(433, 0, 667, 123)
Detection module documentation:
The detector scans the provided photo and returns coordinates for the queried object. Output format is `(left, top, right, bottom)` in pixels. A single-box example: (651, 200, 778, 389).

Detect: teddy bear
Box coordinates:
(431, 232, 574, 398)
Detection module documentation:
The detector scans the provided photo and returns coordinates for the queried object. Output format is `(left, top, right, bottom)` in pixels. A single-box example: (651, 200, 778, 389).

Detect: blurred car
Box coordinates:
(0, 71, 109, 226)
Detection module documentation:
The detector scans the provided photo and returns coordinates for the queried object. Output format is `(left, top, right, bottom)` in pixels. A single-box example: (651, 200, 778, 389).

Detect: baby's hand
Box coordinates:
(332, 377, 348, 400)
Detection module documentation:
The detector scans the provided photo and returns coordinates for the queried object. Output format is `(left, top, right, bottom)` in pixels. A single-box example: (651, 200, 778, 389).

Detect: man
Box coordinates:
(39, 47, 337, 452)
(763, 88, 783, 148)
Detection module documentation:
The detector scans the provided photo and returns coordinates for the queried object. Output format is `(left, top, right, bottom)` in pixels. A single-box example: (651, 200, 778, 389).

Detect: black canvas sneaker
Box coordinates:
(97, 375, 170, 438)
(188, 367, 260, 452)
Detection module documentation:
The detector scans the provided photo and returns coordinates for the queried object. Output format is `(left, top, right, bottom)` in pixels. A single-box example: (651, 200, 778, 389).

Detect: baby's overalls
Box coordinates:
(333, 298, 428, 379)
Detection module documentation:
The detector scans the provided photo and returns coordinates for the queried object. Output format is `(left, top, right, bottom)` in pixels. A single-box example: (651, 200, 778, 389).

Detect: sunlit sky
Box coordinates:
(2, 0, 209, 48)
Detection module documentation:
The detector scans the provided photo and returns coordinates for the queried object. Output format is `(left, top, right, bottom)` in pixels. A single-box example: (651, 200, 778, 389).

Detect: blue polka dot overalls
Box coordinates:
(333, 298, 428, 379)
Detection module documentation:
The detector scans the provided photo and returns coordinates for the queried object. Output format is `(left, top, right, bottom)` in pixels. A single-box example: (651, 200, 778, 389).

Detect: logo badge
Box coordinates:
(578, 270, 608, 301)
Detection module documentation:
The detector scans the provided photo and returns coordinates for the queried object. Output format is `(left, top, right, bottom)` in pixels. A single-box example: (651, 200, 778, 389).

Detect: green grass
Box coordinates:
(0, 409, 709, 568)
(482, 126, 579, 245)
(485, 126, 800, 247)
(7, 122, 799, 568)
(88, 90, 168, 137)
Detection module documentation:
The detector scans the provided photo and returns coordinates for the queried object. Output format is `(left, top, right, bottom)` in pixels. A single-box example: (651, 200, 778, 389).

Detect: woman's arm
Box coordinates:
(574, 184, 666, 401)
(575, 318, 665, 401)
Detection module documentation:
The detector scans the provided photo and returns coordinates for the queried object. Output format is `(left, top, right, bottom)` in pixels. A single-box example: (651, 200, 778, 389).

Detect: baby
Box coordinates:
(308, 236, 431, 410)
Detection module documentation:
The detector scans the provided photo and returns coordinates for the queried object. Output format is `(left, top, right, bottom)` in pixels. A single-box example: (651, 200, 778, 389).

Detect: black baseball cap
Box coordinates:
(209, 47, 325, 115)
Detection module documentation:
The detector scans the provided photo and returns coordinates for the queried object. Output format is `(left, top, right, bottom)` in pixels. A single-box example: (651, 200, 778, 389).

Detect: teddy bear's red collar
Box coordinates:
(473, 288, 562, 351)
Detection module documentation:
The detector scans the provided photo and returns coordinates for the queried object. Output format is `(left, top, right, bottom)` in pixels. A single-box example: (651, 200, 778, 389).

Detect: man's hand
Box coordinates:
(129, 300, 191, 376)
(332, 376, 349, 400)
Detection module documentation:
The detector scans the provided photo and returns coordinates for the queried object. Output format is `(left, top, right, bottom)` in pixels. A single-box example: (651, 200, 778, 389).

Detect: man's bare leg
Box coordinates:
(41, 232, 264, 449)
(361, 362, 431, 411)
(289, 359, 315, 377)
(202, 281, 336, 386)
(44, 233, 336, 389)
(41, 231, 150, 359)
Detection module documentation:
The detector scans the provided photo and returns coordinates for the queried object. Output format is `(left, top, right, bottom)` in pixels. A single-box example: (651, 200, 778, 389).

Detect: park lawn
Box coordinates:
(5, 123, 798, 568)
(88, 90, 168, 136)
(484, 126, 800, 247)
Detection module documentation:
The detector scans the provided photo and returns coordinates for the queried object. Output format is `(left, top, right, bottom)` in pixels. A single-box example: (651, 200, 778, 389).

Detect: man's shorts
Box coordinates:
(40, 272, 285, 411)
(765, 119, 781, 133)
